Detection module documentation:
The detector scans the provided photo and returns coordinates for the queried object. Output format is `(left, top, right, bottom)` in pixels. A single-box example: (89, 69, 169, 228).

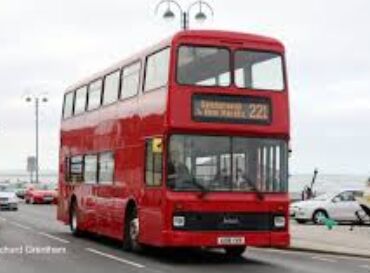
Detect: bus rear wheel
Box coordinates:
(123, 206, 142, 252)
(225, 246, 246, 257)
(70, 201, 82, 237)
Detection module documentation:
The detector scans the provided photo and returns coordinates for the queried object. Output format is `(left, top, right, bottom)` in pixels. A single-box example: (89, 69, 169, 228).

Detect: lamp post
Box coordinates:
(155, 0, 214, 30)
(25, 95, 48, 184)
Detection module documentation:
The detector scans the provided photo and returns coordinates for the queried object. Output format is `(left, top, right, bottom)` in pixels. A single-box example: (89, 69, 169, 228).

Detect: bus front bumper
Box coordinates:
(159, 230, 290, 248)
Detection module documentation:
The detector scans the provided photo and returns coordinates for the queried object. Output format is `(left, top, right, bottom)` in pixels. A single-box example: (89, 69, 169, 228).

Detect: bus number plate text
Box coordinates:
(192, 95, 271, 124)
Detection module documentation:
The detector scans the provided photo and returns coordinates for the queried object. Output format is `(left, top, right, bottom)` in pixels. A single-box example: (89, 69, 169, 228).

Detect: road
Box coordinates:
(0, 203, 369, 273)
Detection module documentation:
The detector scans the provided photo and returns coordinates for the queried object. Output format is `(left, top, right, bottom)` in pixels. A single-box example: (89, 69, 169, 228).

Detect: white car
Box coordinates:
(0, 185, 19, 211)
(290, 190, 363, 224)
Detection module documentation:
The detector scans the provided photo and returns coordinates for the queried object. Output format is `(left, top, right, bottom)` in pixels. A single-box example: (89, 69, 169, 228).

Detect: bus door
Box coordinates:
(140, 138, 164, 243)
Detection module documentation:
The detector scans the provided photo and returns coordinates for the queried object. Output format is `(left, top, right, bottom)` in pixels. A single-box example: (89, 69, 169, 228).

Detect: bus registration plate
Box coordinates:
(217, 237, 245, 245)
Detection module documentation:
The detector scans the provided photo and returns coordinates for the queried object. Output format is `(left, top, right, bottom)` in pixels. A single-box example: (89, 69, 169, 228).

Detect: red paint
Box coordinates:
(57, 30, 290, 248)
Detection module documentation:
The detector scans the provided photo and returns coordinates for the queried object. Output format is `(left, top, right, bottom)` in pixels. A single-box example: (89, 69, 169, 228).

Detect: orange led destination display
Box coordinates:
(192, 95, 271, 124)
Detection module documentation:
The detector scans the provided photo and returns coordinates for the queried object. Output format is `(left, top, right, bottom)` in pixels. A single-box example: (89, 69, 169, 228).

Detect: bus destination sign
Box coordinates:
(192, 94, 271, 124)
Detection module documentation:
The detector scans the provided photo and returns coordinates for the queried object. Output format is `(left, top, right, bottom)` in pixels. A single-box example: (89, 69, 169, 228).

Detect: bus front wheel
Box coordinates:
(225, 246, 246, 257)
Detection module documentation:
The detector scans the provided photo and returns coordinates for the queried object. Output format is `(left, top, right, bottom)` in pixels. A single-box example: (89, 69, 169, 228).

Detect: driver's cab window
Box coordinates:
(168, 135, 232, 190)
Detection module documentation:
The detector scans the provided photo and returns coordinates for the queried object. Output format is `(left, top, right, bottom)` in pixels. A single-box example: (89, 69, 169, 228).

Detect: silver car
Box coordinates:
(290, 189, 364, 224)
(0, 185, 19, 211)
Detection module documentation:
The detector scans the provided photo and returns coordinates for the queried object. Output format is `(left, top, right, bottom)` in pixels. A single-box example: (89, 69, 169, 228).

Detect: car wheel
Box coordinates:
(70, 201, 82, 236)
(122, 206, 142, 252)
(30, 197, 35, 204)
(295, 219, 308, 224)
(225, 246, 246, 257)
(312, 210, 328, 224)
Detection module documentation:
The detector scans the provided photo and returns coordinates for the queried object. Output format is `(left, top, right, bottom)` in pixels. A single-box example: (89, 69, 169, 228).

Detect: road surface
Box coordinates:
(0, 204, 369, 273)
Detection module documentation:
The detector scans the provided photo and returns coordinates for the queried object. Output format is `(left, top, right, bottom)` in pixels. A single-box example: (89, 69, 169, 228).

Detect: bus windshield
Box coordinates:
(167, 135, 288, 192)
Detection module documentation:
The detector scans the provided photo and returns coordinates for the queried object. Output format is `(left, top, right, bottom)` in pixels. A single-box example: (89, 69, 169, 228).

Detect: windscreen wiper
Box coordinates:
(189, 178, 209, 198)
(243, 175, 264, 200)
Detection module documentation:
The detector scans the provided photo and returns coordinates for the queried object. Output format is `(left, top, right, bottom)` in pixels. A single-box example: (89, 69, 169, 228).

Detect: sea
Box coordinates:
(0, 171, 368, 200)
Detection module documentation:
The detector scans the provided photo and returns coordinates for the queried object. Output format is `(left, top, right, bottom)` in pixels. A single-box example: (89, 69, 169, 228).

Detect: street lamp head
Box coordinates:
(155, 0, 213, 30)
(25, 96, 32, 102)
(194, 10, 207, 23)
(163, 8, 176, 21)
(42, 97, 48, 103)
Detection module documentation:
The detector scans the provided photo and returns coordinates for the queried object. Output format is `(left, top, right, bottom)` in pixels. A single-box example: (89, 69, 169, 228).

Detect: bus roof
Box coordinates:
(173, 30, 284, 46)
(64, 30, 284, 94)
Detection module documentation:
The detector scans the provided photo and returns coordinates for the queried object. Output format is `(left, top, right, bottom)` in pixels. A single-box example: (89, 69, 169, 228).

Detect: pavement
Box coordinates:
(0, 203, 369, 273)
(290, 220, 370, 258)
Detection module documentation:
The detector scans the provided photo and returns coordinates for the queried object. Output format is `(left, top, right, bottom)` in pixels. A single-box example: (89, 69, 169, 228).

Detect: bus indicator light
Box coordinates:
(152, 138, 163, 153)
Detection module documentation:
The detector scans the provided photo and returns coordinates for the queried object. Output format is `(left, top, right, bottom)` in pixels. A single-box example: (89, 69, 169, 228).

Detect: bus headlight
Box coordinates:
(274, 216, 286, 228)
(173, 216, 185, 227)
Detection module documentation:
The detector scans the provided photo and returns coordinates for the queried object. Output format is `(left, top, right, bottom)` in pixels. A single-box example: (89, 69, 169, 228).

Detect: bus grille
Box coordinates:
(173, 212, 280, 231)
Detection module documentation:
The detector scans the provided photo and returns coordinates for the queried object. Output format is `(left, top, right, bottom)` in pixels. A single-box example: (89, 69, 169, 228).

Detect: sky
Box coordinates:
(0, 0, 369, 175)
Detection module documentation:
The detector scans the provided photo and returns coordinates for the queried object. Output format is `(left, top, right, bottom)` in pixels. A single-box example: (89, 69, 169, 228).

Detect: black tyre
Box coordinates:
(225, 246, 246, 257)
(295, 219, 308, 224)
(70, 201, 82, 236)
(312, 210, 328, 224)
(122, 206, 142, 252)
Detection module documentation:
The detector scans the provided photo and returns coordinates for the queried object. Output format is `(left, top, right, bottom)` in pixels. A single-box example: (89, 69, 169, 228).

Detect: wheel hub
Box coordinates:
(72, 210, 77, 230)
(130, 218, 139, 242)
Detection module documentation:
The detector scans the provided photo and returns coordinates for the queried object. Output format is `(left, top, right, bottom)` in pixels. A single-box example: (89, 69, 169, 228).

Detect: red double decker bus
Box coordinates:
(57, 30, 290, 257)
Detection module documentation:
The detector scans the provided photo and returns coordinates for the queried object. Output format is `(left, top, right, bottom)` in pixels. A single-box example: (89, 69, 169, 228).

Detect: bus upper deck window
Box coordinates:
(234, 51, 284, 91)
(177, 46, 230, 87)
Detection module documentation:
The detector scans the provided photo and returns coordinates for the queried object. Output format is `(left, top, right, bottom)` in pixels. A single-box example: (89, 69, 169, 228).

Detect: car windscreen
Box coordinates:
(0, 185, 16, 192)
(313, 193, 332, 201)
(34, 184, 55, 190)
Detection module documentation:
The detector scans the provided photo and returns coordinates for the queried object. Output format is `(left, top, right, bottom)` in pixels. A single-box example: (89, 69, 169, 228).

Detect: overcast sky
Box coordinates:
(0, 0, 369, 175)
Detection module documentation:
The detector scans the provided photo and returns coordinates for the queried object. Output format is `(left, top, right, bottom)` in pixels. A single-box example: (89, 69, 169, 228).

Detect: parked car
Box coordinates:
(0, 184, 19, 210)
(24, 183, 58, 204)
(290, 189, 364, 224)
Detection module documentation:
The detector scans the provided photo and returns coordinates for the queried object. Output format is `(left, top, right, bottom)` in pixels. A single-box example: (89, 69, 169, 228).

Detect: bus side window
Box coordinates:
(84, 155, 98, 184)
(103, 70, 120, 105)
(70, 156, 84, 183)
(121, 61, 141, 99)
(87, 79, 103, 111)
(63, 91, 75, 119)
(144, 48, 170, 92)
(145, 139, 163, 186)
(98, 152, 115, 184)
(74, 86, 88, 115)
